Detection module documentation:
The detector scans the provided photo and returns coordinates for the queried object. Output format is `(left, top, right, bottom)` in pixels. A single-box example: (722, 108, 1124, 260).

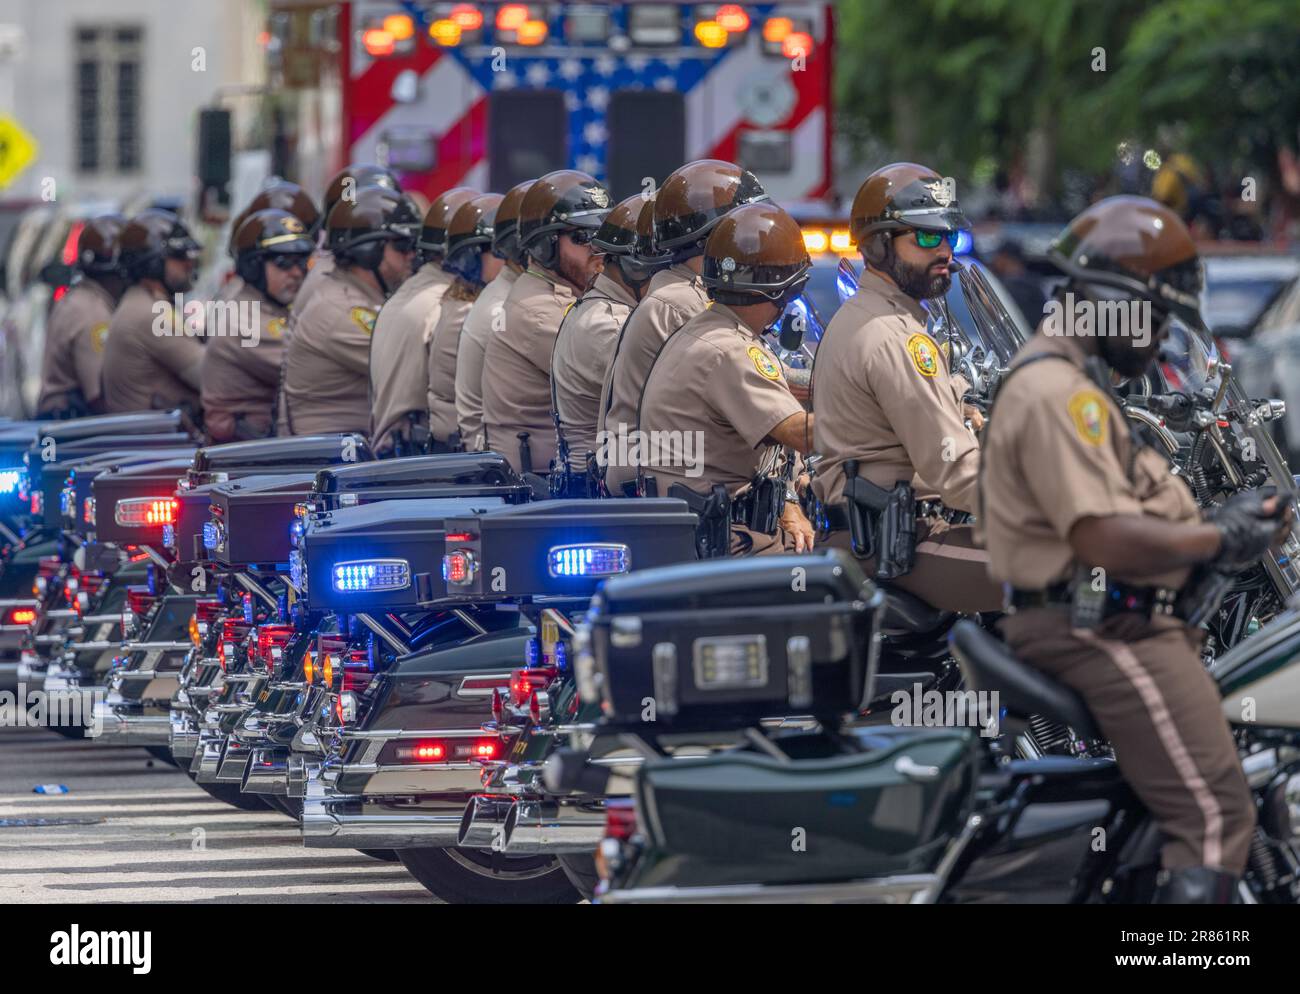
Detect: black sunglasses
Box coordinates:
(268, 253, 310, 271)
(565, 228, 597, 246)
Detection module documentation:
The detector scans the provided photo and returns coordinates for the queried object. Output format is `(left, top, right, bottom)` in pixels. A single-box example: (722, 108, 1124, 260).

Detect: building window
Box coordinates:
(73, 24, 144, 175)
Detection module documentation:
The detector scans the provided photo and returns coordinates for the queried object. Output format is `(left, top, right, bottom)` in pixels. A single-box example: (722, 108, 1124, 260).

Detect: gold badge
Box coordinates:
(350, 306, 377, 336)
(906, 333, 939, 377)
(283, 217, 305, 234)
(89, 322, 109, 353)
(1067, 389, 1108, 446)
(265, 317, 287, 340)
(748, 345, 781, 381)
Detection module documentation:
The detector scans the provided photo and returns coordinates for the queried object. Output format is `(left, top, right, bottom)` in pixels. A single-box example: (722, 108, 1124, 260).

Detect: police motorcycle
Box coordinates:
(2, 413, 194, 706)
(581, 549, 1299, 904)
(90, 434, 378, 806)
(289, 455, 696, 901)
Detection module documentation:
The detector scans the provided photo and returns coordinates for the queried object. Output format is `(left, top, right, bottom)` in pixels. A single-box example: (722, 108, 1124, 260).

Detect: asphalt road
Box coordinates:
(0, 726, 433, 903)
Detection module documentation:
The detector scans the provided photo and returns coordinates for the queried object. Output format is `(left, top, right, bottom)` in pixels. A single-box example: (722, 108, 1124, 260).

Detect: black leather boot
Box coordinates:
(1153, 866, 1239, 904)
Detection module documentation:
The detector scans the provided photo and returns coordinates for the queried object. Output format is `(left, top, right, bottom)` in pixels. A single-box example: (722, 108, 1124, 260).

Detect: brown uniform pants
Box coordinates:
(1001, 608, 1254, 874)
(730, 524, 791, 557)
(824, 517, 1003, 613)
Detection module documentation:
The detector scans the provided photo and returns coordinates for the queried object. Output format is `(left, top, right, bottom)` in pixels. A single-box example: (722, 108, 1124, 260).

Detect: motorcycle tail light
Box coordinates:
(442, 551, 475, 586)
(392, 739, 499, 763)
(126, 586, 156, 617)
(604, 798, 637, 842)
(216, 619, 251, 670)
(6, 607, 36, 626)
(509, 666, 556, 707)
(254, 624, 295, 675)
(115, 496, 179, 527)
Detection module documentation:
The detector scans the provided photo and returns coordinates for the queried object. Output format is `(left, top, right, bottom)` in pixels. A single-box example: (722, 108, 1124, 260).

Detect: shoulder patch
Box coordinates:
(89, 322, 109, 353)
(1067, 389, 1109, 446)
(265, 317, 286, 340)
(906, 333, 940, 377)
(350, 306, 377, 336)
(747, 345, 781, 380)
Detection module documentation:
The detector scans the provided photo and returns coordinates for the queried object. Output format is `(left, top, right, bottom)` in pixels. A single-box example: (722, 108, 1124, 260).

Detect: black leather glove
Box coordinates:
(1207, 489, 1285, 569)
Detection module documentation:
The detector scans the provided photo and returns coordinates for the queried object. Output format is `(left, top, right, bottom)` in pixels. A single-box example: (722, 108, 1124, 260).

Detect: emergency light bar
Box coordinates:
(547, 543, 631, 578)
(0, 469, 21, 495)
(332, 559, 411, 593)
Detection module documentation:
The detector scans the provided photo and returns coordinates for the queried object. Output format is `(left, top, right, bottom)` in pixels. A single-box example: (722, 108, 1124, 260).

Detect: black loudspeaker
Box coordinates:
(197, 108, 233, 189)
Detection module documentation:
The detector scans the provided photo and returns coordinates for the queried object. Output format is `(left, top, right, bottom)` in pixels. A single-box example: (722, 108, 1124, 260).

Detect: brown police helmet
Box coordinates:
(77, 213, 128, 277)
(518, 169, 611, 268)
(416, 187, 479, 257)
(322, 163, 402, 217)
(492, 179, 534, 265)
(446, 192, 505, 259)
(119, 209, 201, 282)
(653, 159, 768, 254)
(1049, 195, 1204, 326)
(591, 194, 645, 256)
(849, 162, 970, 247)
(233, 209, 314, 287)
(701, 202, 811, 304)
(325, 186, 421, 265)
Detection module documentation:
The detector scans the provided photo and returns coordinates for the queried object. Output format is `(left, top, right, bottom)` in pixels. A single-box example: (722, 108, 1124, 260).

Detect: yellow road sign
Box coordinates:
(0, 116, 38, 190)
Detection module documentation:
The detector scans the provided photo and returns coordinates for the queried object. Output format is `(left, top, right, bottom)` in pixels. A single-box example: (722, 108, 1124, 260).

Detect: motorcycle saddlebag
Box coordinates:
(64, 448, 195, 532)
(311, 451, 529, 511)
(301, 497, 510, 612)
(436, 499, 698, 603)
(581, 550, 884, 729)
(36, 436, 190, 528)
(633, 727, 978, 889)
(206, 473, 318, 567)
(188, 433, 373, 483)
(88, 457, 195, 545)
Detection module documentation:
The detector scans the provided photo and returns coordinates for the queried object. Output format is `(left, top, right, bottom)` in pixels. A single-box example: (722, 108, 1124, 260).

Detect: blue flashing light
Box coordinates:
(554, 640, 568, 672)
(953, 229, 973, 256)
(332, 559, 410, 593)
(242, 595, 254, 624)
(0, 469, 21, 495)
(547, 543, 631, 578)
(524, 636, 540, 668)
(202, 521, 222, 551)
(162, 523, 175, 547)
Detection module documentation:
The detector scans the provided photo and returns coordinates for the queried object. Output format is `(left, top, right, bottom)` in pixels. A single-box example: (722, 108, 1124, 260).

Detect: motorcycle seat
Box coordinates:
(948, 620, 1101, 741)
(881, 585, 952, 634)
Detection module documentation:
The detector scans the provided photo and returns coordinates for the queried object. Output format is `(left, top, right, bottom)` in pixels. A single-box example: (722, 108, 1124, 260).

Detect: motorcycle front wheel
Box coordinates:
(397, 847, 580, 904)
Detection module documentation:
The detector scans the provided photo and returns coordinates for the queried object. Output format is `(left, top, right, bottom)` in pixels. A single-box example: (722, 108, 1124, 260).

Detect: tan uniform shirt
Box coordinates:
(426, 283, 476, 443)
(482, 267, 576, 474)
(552, 273, 636, 472)
(102, 284, 204, 413)
(295, 249, 334, 309)
(281, 266, 383, 436)
(37, 279, 114, 414)
(811, 269, 980, 510)
(368, 264, 454, 448)
(981, 332, 1201, 591)
(631, 302, 804, 496)
(456, 267, 518, 451)
(598, 263, 709, 441)
(200, 282, 289, 441)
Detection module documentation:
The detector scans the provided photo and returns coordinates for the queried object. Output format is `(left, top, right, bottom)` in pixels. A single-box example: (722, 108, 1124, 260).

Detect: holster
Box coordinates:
(517, 432, 533, 475)
(732, 476, 785, 535)
(841, 460, 916, 580)
(1174, 565, 1235, 628)
(669, 482, 732, 559)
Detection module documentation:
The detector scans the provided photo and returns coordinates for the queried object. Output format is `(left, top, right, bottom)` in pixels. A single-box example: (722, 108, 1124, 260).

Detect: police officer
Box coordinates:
(636, 203, 815, 556)
(281, 185, 420, 435)
(301, 164, 402, 303)
(981, 196, 1288, 903)
(456, 179, 532, 453)
(812, 162, 1000, 613)
(550, 193, 663, 495)
(426, 192, 503, 451)
(368, 187, 476, 454)
(219, 181, 319, 303)
(600, 159, 768, 495)
(36, 214, 127, 418)
(481, 170, 610, 476)
(201, 209, 313, 443)
(101, 209, 204, 414)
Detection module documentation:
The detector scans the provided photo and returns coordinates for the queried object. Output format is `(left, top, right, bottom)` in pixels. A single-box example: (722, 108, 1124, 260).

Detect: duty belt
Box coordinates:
(1007, 580, 1181, 620)
(818, 500, 952, 533)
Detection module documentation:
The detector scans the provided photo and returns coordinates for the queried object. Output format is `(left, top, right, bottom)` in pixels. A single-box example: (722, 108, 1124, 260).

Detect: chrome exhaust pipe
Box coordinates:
(457, 794, 516, 850)
(194, 735, 224, 782)
(214, 740, 252, 783)
(169, 709, 199, 760)
(502, 799, 606, 854)
(241, 748, 289, 794)
(302, 795, 465, 848)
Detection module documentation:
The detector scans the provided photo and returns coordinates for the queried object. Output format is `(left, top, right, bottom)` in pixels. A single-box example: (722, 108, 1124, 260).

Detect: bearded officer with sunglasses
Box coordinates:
(201, 209, 313, 443)
(812, 163, 1001, 613)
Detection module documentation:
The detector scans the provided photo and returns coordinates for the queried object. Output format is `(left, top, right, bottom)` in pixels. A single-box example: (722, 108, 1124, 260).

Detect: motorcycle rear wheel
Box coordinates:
(557, 853, 600, 900)
(190, 775, 277, 812)
(397, 847, 580, 904)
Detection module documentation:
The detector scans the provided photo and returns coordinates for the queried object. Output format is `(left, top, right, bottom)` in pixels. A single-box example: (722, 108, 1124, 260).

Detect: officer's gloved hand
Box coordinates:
(1207, 489, 1290, 569)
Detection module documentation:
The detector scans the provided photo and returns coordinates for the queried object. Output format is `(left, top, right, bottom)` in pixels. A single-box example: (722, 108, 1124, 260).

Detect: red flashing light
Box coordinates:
(195, 599, 223, 624)
(444, 532, 474, 543)
(782, 31, 813, 59)
(715, 5, 750, 32)
(496, 4, 529, 30)
(7, 608, 37, 625)
(509, 666, 556, 707)
(450, 4, 483, 30)
(361, 27, 395, 57)
(126, 586, 156, 616)
(604, 798, 637, 842)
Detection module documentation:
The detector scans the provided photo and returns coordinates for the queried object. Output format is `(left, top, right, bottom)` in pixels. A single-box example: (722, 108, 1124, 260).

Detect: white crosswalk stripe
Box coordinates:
(0, 726, 434, 903)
